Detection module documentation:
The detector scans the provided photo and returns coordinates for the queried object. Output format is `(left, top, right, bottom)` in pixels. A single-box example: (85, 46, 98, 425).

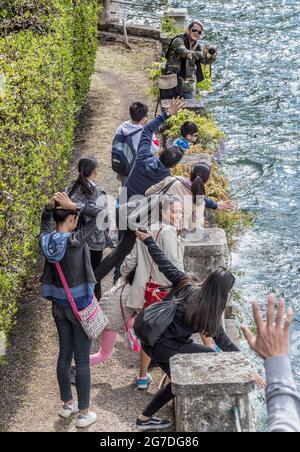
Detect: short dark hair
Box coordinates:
(159, 145, 184, 169)
(188, 20, 204, 31)
(53, 208, 79, 225)
(129, 102, 149, 123)
(180, 121, 199, 138)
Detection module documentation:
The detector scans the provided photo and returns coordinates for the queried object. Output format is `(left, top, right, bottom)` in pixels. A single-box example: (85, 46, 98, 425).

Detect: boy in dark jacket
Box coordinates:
(94, 98, 185, 283)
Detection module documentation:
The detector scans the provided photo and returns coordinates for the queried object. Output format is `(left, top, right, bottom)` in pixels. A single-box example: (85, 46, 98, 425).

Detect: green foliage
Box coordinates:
(168, 111, 253, 249)
(149, 58, 166, 96)
(0, 0, 100, 337)
(160, 14, 183, 36)
(197, 64, 213, 93)
(165, 110, 226, 151)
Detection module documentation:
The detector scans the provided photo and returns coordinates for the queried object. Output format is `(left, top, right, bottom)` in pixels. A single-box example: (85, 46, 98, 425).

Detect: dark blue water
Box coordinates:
(176, 0, 300, 426)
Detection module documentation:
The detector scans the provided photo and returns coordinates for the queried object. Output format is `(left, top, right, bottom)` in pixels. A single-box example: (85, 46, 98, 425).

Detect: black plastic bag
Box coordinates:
(134, 300, 177, 347)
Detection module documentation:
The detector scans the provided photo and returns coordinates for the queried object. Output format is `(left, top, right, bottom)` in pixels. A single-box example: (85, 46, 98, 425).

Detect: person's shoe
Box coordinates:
(136, 373, 152, 390)
(59, 401, 79, 418)
(136, 416, 172, 431)
(76, 410, 97, 428)
(71, 366, 76, 386)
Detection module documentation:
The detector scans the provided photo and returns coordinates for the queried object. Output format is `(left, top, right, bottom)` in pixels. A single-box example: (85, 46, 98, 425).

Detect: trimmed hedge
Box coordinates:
(0, 0, 100, 336)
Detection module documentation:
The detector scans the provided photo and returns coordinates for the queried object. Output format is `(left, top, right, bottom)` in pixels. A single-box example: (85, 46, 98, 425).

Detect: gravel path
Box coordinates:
(0, 40, 172, 432)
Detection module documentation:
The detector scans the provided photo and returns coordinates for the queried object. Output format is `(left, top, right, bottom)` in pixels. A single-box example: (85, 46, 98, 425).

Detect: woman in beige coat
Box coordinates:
(120, 199, 185, 389)
(89, 199, 185, 390)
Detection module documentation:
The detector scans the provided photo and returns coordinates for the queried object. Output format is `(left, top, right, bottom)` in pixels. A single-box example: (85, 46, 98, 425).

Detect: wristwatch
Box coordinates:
(165, 110, 171, 118)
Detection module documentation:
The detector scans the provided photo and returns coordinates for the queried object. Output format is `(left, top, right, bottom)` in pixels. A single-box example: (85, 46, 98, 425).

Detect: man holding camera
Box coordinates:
(165, 20, 217, 99)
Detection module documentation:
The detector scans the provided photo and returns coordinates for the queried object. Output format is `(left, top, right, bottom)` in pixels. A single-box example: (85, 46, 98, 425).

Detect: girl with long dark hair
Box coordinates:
(66, 156, 111, 300)
(134, 230, 264, 431)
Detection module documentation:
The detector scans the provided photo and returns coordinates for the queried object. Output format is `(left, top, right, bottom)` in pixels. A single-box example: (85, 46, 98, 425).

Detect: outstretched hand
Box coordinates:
(242, 294, 293, 360)
(217, 200, 236, 212)
(168, 98, 185, 116)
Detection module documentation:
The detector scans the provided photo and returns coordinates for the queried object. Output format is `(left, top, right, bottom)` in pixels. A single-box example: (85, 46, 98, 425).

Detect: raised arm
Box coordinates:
(138, 234, 186, 287)
(137, 99, 185, 162)
(69, 203, 102, 247)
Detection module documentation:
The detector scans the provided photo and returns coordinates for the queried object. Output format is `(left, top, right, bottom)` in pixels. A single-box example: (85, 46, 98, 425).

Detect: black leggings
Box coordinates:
(93, 230, 136, 282)
(90, 250, 103, 300)
(142, 342, 214, 418)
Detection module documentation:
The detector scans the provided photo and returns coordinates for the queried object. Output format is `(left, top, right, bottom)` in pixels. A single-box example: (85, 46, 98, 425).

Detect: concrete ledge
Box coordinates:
(184, 228, 228, 257)
(102, 23, 161, 40)
(162, 99, 205, 115)
(170, 353, 255, 432)
(171, 353, 255, 396)
(181, 154, 211, 166)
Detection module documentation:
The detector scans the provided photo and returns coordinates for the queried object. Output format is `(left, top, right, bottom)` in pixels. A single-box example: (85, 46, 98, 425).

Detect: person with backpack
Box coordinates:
(133, 230, 264, 431)
(66, 156, 111, 301)
(112, 102, 160, 183)
(40, 192, 104, 428)
(93, 98, 186, 284)
(165, 20, 217, 99)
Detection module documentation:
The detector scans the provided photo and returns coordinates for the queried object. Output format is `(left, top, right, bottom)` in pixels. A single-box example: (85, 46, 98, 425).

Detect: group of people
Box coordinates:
(39, 20, 300, 432)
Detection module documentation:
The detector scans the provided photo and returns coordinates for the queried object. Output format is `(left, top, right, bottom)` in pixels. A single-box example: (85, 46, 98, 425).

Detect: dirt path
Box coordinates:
(0, 40, 172, 432)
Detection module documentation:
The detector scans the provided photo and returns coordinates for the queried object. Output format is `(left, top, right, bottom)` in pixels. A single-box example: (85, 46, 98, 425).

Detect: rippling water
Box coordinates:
(175, 0, 300, 426)
(134, 0, 300, 427)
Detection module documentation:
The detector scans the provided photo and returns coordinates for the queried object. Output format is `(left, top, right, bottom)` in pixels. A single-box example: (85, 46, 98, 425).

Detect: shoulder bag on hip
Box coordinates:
(55, 262, 108, 340)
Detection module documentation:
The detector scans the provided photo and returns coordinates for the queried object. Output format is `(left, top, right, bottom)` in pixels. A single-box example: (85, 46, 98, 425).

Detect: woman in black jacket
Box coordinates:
(134, 230, 261, 431)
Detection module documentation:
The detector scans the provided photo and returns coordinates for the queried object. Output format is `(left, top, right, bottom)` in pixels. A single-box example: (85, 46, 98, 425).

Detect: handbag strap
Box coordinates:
(120, 284, 128, 331)
(55, 262, 81, 322)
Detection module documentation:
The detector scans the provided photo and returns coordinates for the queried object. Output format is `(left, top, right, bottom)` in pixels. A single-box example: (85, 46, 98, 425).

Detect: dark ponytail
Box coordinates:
(68, 157, 98, 198)
(190, 164, 211, 204)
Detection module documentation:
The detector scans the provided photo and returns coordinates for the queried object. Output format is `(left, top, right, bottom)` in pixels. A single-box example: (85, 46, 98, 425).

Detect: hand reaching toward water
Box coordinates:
(217, 200, 236, 212)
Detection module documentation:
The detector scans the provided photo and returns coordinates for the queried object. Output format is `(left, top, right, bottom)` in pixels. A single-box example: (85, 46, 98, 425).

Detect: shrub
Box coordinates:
(165, 109, 226, 151)
(0, 0, 100, 337)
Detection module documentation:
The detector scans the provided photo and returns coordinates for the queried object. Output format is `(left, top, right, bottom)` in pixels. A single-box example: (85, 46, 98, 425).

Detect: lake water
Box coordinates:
(130, 0, 300, 428)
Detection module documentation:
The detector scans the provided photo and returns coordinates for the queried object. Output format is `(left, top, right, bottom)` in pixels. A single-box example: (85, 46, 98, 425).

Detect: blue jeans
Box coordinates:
(52, 303, 91, 410)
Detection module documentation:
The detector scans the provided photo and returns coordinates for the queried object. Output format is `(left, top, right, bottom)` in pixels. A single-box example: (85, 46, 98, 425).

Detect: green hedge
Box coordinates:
(0, 0, 100, 336)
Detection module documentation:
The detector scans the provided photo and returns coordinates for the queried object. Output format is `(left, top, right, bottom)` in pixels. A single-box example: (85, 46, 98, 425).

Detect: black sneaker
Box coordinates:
(136, 416, 172, 431)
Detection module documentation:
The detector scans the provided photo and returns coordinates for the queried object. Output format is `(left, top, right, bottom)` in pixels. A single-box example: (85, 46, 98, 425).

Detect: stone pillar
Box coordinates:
(99, 0, 111, 26)
(167, 8, 188, 30)
(184, 228, 228, 281)
(170, 353, 256, 432)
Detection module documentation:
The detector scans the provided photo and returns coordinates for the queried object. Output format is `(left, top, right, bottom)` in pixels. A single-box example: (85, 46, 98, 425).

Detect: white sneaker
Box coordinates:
(76, 410, 97, 428)
(59, 401, 79, 418)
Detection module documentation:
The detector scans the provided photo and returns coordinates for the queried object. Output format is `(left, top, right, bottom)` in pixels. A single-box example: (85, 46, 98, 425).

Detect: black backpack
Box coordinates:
(111, 129, 141, 177)
(134, 300, 177, 346)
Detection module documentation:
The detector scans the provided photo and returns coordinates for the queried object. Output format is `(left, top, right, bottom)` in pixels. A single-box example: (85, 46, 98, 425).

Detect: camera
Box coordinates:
(207, 46, 217, 56)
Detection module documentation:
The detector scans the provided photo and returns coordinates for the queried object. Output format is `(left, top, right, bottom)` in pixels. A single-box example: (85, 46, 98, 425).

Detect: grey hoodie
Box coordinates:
(115, 121, 160, 156)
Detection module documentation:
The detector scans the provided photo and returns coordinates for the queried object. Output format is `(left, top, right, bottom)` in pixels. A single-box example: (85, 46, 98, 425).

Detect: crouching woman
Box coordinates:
(134, 230, 263, 431)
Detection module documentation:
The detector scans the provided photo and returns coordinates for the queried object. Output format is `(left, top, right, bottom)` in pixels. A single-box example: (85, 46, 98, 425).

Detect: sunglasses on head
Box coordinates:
(191, 29, 202, 35)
